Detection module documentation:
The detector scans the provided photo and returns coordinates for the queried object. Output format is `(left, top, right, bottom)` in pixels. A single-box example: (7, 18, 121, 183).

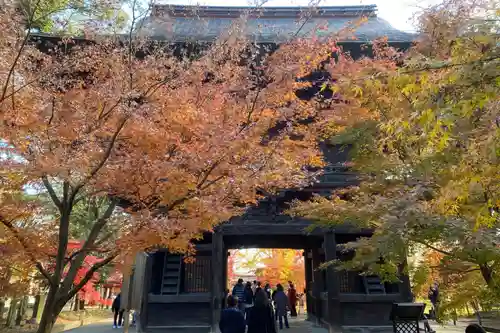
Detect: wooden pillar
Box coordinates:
(31, 295, 40, 320)
(324, 231, 340, 325)
(15, 296, 28, 326)
(0, 298, 5, 321)
(399, 261, 413, 302)
(7, 298, 19, 328)
(311, 247, 323, 322)
(138, 254, 153, 333)
(211, 231, 224, 333)
(223, 251, 229, 293)
(304, 250, 313, 319)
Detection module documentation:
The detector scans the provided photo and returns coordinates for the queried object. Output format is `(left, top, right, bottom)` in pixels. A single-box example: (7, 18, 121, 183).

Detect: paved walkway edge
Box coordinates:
(52, 318, 111, 333)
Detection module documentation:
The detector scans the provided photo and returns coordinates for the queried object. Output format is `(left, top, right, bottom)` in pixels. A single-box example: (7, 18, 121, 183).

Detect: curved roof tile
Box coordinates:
(139, 5, 415, 42)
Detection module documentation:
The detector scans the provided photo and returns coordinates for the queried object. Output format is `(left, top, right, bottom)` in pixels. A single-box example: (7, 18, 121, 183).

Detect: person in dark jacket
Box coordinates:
(264, 283, 272, 299)
(287, 283, 297, 318)
(243, 281, 254, 323)
(274, 284, 290, 329)
(111, 293, 124, 328)
(219, 295, 246, 333)
(254, 281, 262, 297)
(427, 282, 439, 319)
(232, 279, 246, 313)
(247, 289, 277, 333)
(465, 324, 487, 333)
(223, 288, 230, 309)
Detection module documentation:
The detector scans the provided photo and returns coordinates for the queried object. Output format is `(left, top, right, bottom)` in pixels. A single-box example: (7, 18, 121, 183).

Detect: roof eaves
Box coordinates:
(152, 4, 378, 18)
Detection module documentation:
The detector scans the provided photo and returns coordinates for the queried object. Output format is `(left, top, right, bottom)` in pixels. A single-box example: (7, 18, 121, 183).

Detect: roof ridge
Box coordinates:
(152, 4, 378, 18)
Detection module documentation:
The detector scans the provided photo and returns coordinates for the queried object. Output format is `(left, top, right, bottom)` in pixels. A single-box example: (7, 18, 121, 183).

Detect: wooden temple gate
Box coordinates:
(24, 2, 417, 332)
(130, 223, 412, 333)
(110, 4, 415, 332)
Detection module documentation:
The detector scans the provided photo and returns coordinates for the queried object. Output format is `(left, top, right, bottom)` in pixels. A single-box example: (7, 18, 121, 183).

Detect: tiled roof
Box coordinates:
(138, 5, 414, 42)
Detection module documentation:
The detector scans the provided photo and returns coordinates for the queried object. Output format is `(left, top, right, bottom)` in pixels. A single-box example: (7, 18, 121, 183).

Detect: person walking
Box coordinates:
(111, 293, 124, 329)
(273, 284, 290, 329)
(223, 288, 230, 309)
(298, 293, 305, 315)
(254, 281, 262, 297)
(264, 283, 272, 299)
(219, 295, 246, 333)
(243, 281, 254, 323)
(247, 289, 277, 333)
(232, 278, 246, 313)
(287, 283, 297, 318)
(427, 282, 439, 319)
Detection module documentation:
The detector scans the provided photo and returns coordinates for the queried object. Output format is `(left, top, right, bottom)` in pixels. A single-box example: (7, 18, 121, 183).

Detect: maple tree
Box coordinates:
(412, 247, 500, 319)
(289, 0, 499, 291)
(237, 249, 306, 291)
(0, 2, 329, 332)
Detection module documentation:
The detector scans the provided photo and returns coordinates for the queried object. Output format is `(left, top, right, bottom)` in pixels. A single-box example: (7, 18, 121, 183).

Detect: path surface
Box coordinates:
(62, 316, 491, 333)
(62, 319, 115, 333)
(62, 315, 328, 333)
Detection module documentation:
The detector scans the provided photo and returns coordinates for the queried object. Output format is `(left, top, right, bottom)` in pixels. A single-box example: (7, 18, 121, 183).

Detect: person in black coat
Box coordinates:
(111, 293, 124, 328)
(219, 295, 246, 333)
(427, 283, 439, 319)
(264, 283, 272, 299)
(247, 289, 277, 333)
(466, 324, 487, 333)
(243, 282, 254, 323)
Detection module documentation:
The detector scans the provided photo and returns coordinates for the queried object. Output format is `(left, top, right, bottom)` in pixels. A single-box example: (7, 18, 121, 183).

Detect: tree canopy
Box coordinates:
(0, 3, 330, 332)
(290, 0, 499, 292)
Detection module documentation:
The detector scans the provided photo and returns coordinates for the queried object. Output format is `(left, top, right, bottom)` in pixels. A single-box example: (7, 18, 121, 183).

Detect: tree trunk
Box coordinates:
(471, 299, 482, 325)
(479, 264, 495, 288)
(36, 288, 64, 333)
(73, 294, 79, 311)
(7, 298, 19, 328)
(15, 296, 28, 326)
(32, 295, 41, 320)
(0, 298, 5, 321)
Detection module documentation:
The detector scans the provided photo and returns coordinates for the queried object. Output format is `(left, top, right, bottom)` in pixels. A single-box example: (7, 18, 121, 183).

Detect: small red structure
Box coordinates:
(101, 270, 123, 307)
(66, 240, 122, 307)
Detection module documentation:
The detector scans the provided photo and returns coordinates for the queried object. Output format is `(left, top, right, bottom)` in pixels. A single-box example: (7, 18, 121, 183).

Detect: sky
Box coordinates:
(154, 0, 440, 32)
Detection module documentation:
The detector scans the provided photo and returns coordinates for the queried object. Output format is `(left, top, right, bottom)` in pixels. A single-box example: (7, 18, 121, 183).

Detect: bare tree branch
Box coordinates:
(63, 253, 117, 302)
(72, 117, 128, 199)
(411, 238, 455, 257)
(42, 176, 62, 210)
(61, 199, 118, 292)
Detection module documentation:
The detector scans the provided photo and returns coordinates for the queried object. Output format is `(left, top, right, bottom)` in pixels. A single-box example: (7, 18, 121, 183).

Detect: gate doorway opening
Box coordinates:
(218, 232, 323, 325)
(227, 248, 306, 299)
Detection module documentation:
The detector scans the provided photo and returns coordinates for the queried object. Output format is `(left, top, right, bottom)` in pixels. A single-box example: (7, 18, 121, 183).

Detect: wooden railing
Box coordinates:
(183, 256, 211, 293)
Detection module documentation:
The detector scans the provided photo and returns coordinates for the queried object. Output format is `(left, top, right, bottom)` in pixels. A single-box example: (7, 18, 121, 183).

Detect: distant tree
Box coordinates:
(14, 0, 129, 33)
(239, 249, 305, 291)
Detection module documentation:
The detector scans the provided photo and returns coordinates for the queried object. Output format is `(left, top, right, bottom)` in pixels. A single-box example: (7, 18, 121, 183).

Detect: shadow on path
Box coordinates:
(62, 315, 328, 333)
(63, 319, 115, 333)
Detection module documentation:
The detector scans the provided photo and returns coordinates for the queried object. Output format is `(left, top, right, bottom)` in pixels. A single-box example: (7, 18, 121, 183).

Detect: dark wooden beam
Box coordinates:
(148, 293, 211, 303)
(194, 243, 213, 252)
(139, 254, 153, 331)
(311, 247, 324, 322)
(324, 232, 340, 325)
(211, 231, 224, 332)
(220, 223, 372, 236)
(338, 293, 404, 303)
